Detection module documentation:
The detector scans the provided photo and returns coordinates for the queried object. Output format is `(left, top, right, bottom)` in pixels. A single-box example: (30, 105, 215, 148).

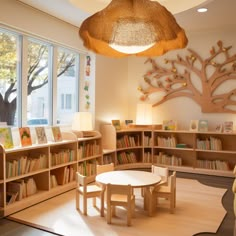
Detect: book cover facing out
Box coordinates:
(112, 120, 121, 130)
(198, 120, 208, 132)
(35, 127, 47, 144)
(52, 126, 62, 142)
(19, 127, 32, 146)
(223, 121, 233, 133)
(0, 127, 14, 149)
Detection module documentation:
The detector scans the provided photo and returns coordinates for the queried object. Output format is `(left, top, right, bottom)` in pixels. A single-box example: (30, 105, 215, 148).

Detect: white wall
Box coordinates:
(127, 28, 236, 130)
(0, 0, 84, 51)
(95, 55, 128, 130)
(1, 0, 236, 132)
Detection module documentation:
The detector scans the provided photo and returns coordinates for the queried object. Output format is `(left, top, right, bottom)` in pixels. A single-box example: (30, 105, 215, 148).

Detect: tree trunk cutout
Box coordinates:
(139, 40, 236, 113)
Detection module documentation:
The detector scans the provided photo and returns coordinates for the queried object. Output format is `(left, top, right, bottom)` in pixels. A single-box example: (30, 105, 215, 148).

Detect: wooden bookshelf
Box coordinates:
(101, 125, 235, 177)
(0, 130, 103, 217)
(76, 131, 103, 183)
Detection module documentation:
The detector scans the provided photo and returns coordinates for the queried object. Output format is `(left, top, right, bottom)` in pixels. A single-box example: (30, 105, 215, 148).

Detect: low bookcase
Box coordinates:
(0, 130, 103, 217)
(101, 124, 235, 177)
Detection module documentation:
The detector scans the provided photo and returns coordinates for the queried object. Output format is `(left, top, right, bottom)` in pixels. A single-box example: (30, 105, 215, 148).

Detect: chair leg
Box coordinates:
(141, 187, 144, 197)
(83, 195, 87, 215)
(170, 196, 175, 214)
(112, 206, 116, 216)
(76, 190, 79, 210)
(127, 205, 132, 226)
(92, 197, 96, 207)
(107, 204, 111, 224)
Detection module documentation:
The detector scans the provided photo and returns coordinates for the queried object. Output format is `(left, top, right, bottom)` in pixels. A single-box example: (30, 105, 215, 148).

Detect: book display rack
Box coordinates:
(0, 131, 103, 217)
(101, 124, 236, 177)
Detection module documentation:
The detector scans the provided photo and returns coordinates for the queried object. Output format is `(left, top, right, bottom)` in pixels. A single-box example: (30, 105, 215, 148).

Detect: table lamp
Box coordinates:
(71, 112, 94, 137)
(136, 103, 153, 126)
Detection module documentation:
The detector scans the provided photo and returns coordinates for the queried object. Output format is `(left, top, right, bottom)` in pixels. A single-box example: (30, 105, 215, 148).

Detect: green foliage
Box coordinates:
(0, 32, 17, 84)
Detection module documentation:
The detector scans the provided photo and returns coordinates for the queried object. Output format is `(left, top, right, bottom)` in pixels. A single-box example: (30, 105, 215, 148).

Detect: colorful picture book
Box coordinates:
(112, 120, 121, 130)
(35, 127, 47, 144)
(189, 120, 199, 131)
(19, 127, 32, 146)
(163, 120, 177, 130)
(198, 120, 208, 132)
(0, 127, 14, 149)
(125, 120, 133, 126)
(223, 121, 233, 133)
(52, 126, 62, 142)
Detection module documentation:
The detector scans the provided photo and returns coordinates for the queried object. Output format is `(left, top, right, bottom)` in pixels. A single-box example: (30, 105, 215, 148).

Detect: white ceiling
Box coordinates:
(17, 0, 236, 31)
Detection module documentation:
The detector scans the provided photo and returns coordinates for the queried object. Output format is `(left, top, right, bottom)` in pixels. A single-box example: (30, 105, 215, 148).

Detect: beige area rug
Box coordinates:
(9, 178, 227, 236)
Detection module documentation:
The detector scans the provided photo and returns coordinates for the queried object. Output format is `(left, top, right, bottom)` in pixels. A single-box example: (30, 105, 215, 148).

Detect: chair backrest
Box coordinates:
(169, 171, 176, 192)
(152, 165, 169, 183)
(106, 183, 132, 203)
(96, 163, 114, 175)
(76, 172, 88, 192)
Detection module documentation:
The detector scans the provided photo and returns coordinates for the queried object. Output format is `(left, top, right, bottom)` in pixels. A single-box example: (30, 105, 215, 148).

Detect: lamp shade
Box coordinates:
(79, 0, 188, 57)
(72, 112, 93, 131)
(136, 104, 152, 125)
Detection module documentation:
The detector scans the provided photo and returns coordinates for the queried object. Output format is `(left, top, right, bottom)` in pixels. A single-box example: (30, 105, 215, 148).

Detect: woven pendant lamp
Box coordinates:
(79, 0, 188, 57)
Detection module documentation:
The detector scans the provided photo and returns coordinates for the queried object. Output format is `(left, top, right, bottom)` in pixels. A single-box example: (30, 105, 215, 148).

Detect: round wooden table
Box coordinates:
(96, 170, 161, 216)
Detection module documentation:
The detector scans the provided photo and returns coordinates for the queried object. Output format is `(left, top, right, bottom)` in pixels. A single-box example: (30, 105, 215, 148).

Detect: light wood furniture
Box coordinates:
(141, 165, 169, 197)
(101, 124, 155, 169)
(77, 131, 103, 183)
(96, 163, 114, 175)
(151, 171, 176, 214)
(75, 172, 102, 215)
(0, 131, 103, 217)
(96, 170, 161, 217)
(152, 165, 169, 185)
(106, 183, 135, 226)
(101, 124, 236, 177)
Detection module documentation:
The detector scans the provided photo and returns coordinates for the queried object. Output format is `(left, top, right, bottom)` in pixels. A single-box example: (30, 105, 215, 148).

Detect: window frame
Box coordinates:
(0, 26, 82, 127)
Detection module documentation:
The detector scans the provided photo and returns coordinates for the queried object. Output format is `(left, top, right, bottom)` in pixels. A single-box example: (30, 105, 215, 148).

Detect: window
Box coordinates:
(0, 29, 19, 126)
(57, 48, 79, 125)
(60, 93, 72, 110)
(27, 39, 50, 124)
(0, 27, 81, 127)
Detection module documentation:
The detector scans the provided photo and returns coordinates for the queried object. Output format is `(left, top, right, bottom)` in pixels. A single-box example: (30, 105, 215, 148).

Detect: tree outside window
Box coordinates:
(0, 28, 80, 126)
(0, 30, 18, 125)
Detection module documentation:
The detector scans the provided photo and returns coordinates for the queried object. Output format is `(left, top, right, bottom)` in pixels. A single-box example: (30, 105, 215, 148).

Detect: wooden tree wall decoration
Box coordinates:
(139, 40, 236, 113)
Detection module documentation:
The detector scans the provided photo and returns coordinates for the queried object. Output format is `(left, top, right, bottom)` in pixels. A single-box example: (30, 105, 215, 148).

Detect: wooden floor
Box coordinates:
(0, 172, 234, 236)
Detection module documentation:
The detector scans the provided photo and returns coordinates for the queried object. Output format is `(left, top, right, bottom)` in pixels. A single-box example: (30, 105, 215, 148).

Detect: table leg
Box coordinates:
(100, 185, 106, 217)
(143, 186, 153, 216)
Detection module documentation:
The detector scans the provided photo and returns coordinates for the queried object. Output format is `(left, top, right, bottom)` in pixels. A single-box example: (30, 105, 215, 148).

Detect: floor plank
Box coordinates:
(0, 172, 234, 236)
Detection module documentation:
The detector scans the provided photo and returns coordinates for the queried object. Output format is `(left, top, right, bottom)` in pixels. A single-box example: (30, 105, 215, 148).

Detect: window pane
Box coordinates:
(0, 30, 18, 126)
(65, 94, 72, 109)
(27, 39, 50, 126)
(57, 48, 78, 125)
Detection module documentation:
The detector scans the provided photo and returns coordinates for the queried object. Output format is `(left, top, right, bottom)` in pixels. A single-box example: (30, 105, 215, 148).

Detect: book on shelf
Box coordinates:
(51, 126, 62, 142)
(19, 127, 32, 146)
(125, 119, 133, 126)
(56, 166, 73, 185)
(198, 120, 208, 132)
(0, 127, 14, 149)
(189, 120, 199, 131)
(215, 123, 223, 133)
(35, 126, 47, 144)
(163, 120, 177, 130)
(7, 181, 23, 201)
(112, 120, 121, 130)
(50, 175, 58, 188)
(223, 121, 233, 133)
(25, 178, 37, 196)
(6, 191, 18, 205)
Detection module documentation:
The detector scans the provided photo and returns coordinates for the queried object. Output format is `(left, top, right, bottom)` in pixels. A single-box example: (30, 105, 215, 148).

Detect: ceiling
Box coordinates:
(17, 0, 236, 31)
